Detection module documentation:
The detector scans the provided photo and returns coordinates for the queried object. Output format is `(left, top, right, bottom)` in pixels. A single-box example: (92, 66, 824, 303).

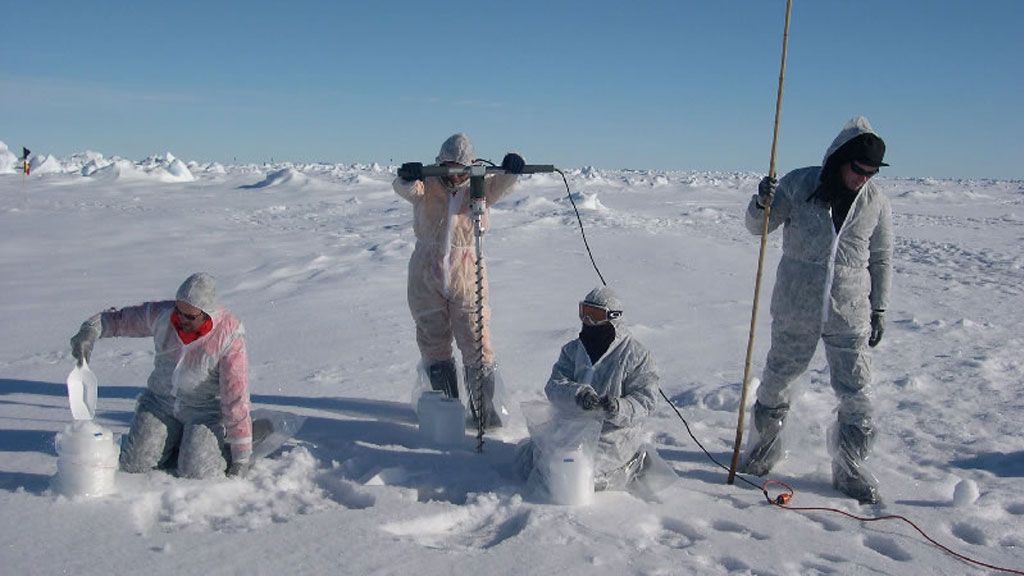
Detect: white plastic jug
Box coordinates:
(431, 397, 466, 446)
(52, 420, 119, 497)
(545, 447, 595, 506)
(417, 391, 442, 440)
(417, 391, 466, 447)
(65, 360, 98, 420)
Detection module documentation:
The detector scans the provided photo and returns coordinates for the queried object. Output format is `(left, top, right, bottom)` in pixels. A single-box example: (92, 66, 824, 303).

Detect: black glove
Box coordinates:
(756, 175, 777, 208)
(500, 152, 526, 174)
(70, 318, 101, 367)
(397, 162, 423, 182)
(869, 311, 885, 347)
(598, 395, 619, 417)
(575, 386, 600, 411)
(71, 337, 93, 367)
(227, 460, 251, 478)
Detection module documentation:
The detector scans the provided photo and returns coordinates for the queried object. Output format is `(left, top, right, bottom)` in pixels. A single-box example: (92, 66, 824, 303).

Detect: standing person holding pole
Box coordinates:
(737, 117, 893, 505)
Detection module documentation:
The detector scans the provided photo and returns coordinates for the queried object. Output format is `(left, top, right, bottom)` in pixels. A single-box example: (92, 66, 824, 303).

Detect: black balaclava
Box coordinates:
(815, 133, 885, 232)
(820, 159, 858, 233)
(580, 323, 616, 364)
(578, 286, 624, 364)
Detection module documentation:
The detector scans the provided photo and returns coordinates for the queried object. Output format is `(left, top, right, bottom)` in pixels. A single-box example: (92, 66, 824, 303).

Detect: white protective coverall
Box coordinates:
(393, 134, 517, 394)
(76, 273, 251, 478)
(740, 117, 893, 502)
(544, 287, 660, 489)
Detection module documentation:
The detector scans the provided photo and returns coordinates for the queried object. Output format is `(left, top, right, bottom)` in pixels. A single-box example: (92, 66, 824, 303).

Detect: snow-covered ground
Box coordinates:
(1, 146, 1022, 575)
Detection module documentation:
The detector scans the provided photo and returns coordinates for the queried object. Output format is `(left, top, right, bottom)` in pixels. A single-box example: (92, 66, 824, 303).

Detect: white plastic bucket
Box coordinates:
(545, 448, 595, 506)
(417, 391, 466, 446)
(52, 421, 119, 497)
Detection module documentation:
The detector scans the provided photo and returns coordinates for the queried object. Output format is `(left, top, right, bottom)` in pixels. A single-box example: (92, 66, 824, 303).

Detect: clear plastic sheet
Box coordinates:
(521, 401, 602, 505)
(250, 409, 306, 460)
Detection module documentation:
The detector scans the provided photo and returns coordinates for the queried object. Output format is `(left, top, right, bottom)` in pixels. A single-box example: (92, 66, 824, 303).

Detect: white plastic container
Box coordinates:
(431, 397, 467, 446)
(52, 421, 119, 497)
(417, 391, 442, 440)
(545, 447, 595, 506)
(417, 391, 466, 447)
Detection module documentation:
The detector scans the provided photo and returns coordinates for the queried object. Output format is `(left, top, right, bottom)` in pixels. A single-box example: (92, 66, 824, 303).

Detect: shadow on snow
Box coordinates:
(952, 451, 1024, 478)
(0, 379, 523, 503)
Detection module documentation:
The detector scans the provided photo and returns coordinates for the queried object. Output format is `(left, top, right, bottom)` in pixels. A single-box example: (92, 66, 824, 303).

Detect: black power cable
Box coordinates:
(555, 168, 608, 287)
(475, 161, 607, 287)
(657, 388, 764, 491)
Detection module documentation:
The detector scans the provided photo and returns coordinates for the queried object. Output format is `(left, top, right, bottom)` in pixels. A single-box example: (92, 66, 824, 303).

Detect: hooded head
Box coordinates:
(822, 116, 888, 168)
(818, 116, 889, 195)
(435, 133, 475, 166)
(581, 286, 625, 329)
(579, 286, 623, 363)
(176, 272, 218, 316)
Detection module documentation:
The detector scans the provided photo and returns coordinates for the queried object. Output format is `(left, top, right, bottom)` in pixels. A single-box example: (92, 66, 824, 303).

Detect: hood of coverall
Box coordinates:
(176, 272, 218, 316)
(435, 133, 475, 166)
(821, 116, 887, 168)
(582, 286, 625, 330)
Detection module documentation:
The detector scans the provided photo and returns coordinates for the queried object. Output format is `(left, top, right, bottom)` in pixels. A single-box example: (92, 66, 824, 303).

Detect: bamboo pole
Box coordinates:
(728, 0, 794, 485)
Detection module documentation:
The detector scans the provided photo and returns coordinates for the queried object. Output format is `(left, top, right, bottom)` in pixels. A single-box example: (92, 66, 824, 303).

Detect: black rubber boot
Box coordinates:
(428, 358, 459, 399)
(252, 417, 273, 448)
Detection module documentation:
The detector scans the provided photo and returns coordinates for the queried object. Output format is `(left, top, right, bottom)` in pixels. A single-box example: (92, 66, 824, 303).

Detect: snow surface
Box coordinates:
(1, 150, 1023, 575)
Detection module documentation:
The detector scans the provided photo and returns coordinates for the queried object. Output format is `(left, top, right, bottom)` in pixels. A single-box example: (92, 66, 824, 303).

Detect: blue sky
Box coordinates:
(2, 1, 1021, 178)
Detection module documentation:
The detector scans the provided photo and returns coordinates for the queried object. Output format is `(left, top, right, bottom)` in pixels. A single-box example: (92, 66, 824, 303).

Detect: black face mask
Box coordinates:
(817, 160, 845, 196)
(813, 159, 859, 232)
(580, 323, 616, 364)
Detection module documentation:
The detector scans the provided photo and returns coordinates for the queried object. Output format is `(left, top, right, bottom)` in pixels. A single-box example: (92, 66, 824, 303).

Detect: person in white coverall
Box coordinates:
(739, 117, 893, 505)
(542, 286, 660, 490)
(70, 273, 252, 479)
(393, 133, 525, 429)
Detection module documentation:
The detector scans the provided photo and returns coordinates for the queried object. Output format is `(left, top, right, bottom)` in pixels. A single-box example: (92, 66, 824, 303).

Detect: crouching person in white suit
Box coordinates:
(70, 272, 252, 479)
(518, 286, 660, 492)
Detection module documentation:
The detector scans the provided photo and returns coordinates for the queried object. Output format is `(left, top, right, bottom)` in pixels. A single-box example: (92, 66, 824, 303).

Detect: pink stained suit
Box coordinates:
(100, 301, 252, 463)
(393, 171, 518, 368)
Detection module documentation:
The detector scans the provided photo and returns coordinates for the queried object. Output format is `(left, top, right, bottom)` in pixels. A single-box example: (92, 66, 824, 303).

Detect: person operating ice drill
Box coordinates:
(393, 133, 526, 429)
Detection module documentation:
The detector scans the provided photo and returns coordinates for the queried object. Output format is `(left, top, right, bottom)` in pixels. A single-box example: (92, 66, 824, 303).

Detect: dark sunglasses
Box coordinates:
(849, 161, 880, 177)
(175, 306, 203, 321)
